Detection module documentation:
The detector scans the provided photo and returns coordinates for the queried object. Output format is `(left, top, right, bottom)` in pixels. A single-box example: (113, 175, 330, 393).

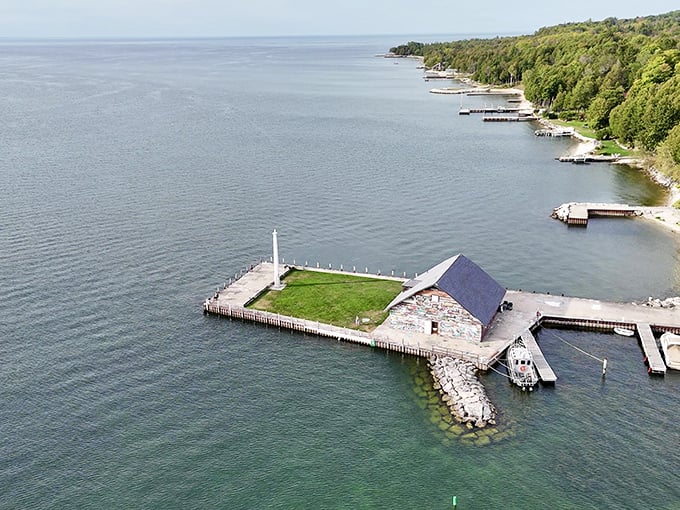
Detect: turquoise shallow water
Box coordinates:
(1, 36, 679, 509)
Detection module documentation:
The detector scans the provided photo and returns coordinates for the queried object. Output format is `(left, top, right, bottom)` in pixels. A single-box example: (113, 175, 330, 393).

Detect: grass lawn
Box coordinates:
(551, 119, 636, 156)
(247, 269, 403, 331)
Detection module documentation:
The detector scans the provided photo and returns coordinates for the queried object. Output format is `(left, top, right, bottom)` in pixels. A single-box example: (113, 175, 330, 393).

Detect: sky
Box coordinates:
(0, 1, 677, 39)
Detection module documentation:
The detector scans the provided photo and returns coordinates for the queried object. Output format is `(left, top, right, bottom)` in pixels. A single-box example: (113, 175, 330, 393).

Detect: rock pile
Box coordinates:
(429, 355, 496, 429)
(551, 203, 572, 222)
(639, 296, 680, 308)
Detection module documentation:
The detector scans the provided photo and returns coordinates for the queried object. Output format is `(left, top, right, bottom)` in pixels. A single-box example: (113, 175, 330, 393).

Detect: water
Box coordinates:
(1, 36, 679, 509)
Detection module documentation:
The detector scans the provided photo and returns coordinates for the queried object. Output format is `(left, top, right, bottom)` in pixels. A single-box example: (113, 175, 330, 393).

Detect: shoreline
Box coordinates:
(516, 90, 680, 227)
(427, 74, 680, 231)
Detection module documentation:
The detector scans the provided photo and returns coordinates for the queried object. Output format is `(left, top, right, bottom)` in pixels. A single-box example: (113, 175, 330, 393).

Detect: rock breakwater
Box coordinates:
(429, 355, 496, 429)
(639, 296, 680, 308)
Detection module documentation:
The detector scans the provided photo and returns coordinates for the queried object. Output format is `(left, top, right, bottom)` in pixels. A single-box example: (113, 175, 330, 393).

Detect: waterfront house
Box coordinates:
(385, 254, 505, 342)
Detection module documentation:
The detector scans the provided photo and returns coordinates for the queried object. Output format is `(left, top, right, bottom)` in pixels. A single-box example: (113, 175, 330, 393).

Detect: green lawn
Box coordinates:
(551, 119, 636, 156)
(247, 269, 403, 331)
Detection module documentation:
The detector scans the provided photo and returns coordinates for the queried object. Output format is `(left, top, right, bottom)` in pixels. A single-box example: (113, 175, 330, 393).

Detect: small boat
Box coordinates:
(613, 327, 635, 337)
(459, 108, 470, 115)
(506, 338, 539, 391)
(660, 332, 680, 370)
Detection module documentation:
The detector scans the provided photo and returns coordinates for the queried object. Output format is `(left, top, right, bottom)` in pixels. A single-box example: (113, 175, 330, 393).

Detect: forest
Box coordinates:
(391, 11, 680, 180)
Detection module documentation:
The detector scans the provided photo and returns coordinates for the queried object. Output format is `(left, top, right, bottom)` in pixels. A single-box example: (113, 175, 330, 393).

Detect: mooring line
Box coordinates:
(488, 363, 512, 379)
(550, 332, 604, 362)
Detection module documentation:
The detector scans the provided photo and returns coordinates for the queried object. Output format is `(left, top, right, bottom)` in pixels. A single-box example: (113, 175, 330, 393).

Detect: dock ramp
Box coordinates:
(636, 323, 666, 375)
(520, 330, 557, 383)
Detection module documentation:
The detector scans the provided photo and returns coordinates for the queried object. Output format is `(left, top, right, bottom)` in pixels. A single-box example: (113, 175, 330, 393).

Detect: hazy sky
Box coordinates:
(0, 1, 676, 39)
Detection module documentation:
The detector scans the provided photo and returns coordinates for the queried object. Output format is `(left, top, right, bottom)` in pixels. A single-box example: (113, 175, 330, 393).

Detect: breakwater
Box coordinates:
(429, 355, 497, 428)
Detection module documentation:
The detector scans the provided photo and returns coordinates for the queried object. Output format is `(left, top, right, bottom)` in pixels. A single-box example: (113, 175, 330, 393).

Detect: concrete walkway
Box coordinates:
(212, 262, 289, 307)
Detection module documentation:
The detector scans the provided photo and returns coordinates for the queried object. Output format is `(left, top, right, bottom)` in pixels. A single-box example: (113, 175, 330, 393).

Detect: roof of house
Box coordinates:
(385, 254, 506, 326)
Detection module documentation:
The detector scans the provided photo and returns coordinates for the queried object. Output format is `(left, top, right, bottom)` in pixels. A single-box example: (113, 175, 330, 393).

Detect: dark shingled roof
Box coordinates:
(386, 254, 506, 327)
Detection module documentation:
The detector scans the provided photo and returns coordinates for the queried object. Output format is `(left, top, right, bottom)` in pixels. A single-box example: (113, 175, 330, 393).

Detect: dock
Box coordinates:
(557, 155, 621, 163)
(552, 202, 642, 226)
(535, 128, 573, 137)
(459, 106, 520, 114)
(204, 263, 680, 375)
(636, 323, 667, 374)
(520, 330, 557, 383)
(482, 116, 537, 122)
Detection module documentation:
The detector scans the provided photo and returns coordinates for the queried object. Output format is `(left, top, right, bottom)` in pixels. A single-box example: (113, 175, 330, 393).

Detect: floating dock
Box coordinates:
(636, 323, 666, 374)
(204, 263, 680, 377)
(520, 330, 557, 383)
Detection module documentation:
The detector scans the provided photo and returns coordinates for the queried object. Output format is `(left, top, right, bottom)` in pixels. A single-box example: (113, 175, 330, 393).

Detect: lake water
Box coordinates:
(1, 36, 679, 509)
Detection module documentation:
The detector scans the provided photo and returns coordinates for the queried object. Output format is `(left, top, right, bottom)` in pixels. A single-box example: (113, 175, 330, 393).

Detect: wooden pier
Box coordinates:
(482, 115, 537, 122)
(636, 323, 667, 375)
(535, 128, 573, 137)
(520, 330, 557, 383)
(460, 106, 520, 114)
(204, 263, 680, 376)
(204, 301, 486, 365)
(552, 202, 642, 226)
(557, 155, 621, 163)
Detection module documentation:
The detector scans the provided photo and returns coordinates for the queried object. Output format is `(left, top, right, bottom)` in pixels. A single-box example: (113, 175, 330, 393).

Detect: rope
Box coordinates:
(550, 332, 604, 363)
(487, 363, 513, 379)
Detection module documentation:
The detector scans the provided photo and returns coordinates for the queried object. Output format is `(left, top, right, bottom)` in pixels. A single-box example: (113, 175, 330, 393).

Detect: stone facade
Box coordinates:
(387, 289, 483, 343)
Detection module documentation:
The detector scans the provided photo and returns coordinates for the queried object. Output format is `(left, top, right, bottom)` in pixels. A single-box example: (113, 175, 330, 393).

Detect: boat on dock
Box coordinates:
(614, 327, 635, 337)
(506, 338, 539, 391)
(660, 332, 680, 370)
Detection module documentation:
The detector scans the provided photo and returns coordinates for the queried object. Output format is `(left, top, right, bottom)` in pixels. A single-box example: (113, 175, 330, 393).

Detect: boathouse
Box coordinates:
(384, 254, 506, 342)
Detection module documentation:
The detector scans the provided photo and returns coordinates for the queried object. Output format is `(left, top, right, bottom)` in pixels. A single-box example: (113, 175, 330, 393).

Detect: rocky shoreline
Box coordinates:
(429, 355, 496, 429)
(637, 296, 680, 309)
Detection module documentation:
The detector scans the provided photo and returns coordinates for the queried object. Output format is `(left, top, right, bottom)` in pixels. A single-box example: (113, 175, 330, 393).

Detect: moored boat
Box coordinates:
(660, 332, 680, 370)
(506, 338, 539, 391)
(614, 327, 635, 337)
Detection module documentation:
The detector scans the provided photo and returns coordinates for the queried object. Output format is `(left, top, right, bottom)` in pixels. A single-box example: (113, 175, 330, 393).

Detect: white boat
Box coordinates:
(506, 338, 539, 391)
(660, 332, 680, 370)
(614, 327, 635, 337)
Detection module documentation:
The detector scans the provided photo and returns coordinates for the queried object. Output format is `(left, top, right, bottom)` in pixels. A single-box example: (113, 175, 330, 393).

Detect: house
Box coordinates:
(385, 254, 506, 343)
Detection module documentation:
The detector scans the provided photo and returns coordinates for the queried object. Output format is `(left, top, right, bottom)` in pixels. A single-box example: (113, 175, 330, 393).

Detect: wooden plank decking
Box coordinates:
(520, 330, 557, 383)
(636, 323, 667, 375)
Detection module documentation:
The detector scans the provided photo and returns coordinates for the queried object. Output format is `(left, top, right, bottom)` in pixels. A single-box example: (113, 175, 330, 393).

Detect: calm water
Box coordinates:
(1, 36, 679, 509)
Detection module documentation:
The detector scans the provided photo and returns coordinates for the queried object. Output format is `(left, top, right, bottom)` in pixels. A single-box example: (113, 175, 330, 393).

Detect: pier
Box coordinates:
(520, 330, 557, 383)
(482, 115, 537, 122)
(535, 128, 573, 137)
(552, 202, 642, 226)
(636, 323, 666, 374)
(459, 106, 520, 114)
(557, 155, 621, 163)
(204, 263, 680, 376)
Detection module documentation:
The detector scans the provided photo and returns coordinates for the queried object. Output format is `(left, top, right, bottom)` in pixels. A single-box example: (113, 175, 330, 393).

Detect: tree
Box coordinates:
(586, 86, 625, 131)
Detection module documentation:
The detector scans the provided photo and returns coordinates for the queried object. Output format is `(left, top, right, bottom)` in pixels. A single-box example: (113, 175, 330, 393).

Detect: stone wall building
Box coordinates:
(385, 254, 506, 343)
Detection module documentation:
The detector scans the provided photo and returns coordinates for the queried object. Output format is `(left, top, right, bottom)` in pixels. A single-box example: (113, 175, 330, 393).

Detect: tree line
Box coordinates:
(390, 11, 680, 177)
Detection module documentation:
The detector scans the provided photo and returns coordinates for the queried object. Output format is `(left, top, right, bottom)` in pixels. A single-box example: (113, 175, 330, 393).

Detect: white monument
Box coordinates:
(272, 229, 285, 290)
